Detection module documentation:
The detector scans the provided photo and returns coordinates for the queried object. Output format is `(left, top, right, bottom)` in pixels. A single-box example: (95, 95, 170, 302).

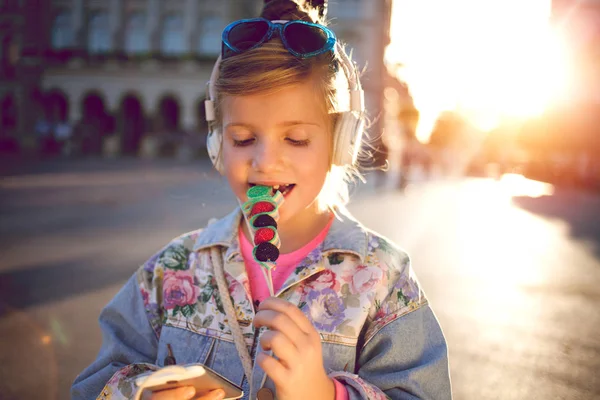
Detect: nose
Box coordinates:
(252, 139, 283, 173)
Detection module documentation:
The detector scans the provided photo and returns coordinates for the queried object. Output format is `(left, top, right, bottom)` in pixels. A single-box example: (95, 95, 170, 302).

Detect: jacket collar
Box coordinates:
(193, 208, 242, 262)
(193, 207, 368, 262)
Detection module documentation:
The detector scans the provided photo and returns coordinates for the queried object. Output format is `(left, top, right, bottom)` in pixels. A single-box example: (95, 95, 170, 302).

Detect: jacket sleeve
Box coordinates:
(71, 230, 204, 399)
(331, 248, 452, 399)
(70, 273, 161, 400)
(331, 305, 452, 399)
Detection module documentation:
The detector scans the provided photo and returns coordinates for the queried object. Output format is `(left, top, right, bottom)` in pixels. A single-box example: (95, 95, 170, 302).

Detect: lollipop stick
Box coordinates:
(259, 266, 275, 297)
(268, 270, 274, 297)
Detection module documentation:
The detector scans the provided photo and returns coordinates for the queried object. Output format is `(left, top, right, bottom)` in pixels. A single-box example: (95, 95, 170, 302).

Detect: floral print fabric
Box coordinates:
(136, 224, 426, 350)
(90, 208, 437, 399)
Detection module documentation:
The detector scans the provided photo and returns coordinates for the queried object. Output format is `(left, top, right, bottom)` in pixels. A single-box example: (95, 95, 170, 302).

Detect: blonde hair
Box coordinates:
(214, 40, 362, 213)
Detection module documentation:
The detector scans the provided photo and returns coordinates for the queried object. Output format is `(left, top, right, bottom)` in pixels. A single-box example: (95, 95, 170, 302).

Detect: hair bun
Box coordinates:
(261, 0, 328, 24)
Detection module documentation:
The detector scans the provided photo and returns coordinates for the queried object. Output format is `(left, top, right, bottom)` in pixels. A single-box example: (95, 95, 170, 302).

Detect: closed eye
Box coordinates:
(287, 138, 310, 146)
(233, 138, 255, 147)
(233, 138, 309, 147)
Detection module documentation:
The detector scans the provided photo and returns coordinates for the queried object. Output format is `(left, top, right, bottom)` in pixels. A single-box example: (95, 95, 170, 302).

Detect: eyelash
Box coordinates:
(232, 138, 310, 147)
(288, 138, 310, 147)
(233, 139, 254, 147)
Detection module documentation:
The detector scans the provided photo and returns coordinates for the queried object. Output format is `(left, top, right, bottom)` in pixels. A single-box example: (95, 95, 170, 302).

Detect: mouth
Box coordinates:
(249, 182, 296, 198)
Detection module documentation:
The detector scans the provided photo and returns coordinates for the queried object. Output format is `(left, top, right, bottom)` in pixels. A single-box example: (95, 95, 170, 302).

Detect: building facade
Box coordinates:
(0, 0, 392, 159)
(531, 0, 600, 185)
(0, 0, 52, 154)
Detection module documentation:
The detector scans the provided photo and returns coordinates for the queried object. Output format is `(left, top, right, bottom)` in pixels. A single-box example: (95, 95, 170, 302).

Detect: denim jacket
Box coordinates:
(72, 208, 452, 399)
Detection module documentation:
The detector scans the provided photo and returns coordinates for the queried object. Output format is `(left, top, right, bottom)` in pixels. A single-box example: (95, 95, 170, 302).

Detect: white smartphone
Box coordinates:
(134, 364, 244, 400)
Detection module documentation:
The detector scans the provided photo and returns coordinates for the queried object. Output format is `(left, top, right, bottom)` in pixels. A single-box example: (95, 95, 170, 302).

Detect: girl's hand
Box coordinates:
(145, 387, 225, 400)
(253, 297, 336, 400)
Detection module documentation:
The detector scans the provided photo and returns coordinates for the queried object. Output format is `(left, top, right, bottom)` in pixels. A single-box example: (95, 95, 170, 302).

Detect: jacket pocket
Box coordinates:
(156, 325, 216, 367)
(155, 326, 245, 387)
(204, 338, 246, 387)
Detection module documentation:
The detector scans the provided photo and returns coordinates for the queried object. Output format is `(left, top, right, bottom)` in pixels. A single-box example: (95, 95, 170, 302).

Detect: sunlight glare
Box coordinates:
(499, 173, 555, 198)
(386, 0, 571, 140)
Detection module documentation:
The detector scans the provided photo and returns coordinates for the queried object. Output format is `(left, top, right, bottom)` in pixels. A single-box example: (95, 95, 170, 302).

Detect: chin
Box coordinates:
(276, 208, 292, 225)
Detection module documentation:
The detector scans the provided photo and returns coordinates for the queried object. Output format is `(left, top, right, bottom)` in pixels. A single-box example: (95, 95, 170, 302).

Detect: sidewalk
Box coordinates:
(0, 155, 214, 177)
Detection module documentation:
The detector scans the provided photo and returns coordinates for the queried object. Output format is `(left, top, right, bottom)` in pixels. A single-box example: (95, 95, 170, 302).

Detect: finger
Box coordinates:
(253, 309, 306, 347)
(198, 389, 226, 400)
(149, 385, 195, 400)
(259, 329, 299, 367)
(256, 350, 288, 386)
(258, 297, 315, 335)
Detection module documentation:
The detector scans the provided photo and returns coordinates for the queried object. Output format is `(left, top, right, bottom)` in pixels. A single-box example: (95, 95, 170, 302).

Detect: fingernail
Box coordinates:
(184, 387, 196, 399)
(213, 389, 226, 399)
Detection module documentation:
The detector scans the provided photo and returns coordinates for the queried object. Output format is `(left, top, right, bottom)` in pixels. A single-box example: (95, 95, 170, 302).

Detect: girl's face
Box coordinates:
(221, 82, 332, 228)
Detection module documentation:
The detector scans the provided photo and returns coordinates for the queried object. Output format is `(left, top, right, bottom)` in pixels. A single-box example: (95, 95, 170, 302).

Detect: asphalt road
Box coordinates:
(0, 158, 599, 400)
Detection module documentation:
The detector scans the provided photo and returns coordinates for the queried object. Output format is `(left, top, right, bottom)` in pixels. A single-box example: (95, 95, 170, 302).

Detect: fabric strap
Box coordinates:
(210, 247, 254, 382)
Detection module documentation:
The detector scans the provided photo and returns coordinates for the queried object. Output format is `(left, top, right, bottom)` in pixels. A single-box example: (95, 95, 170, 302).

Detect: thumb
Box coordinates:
(203, 389, 226, 400)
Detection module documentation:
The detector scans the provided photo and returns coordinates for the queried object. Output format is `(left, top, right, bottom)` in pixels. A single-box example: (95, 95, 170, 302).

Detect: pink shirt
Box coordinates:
(238, 218, 349, 400)
(239, 218, 332, 302)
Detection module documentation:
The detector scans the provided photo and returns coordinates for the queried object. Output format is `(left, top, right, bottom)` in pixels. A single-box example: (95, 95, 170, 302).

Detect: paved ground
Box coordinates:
(0, 158, 599, 400)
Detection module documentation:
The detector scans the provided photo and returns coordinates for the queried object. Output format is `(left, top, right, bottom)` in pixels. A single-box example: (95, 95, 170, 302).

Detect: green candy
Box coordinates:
(247, 185, 271, 199)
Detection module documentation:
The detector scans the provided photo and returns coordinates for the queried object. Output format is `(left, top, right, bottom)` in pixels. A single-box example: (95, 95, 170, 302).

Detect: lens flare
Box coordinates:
(386, 0, 570, 139)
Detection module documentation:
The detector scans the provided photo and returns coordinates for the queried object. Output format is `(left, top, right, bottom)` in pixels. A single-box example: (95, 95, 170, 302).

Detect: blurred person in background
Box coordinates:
(54, 120, 73, 156)
(34, 116, 55, 155)
(395, 104, 422, 190)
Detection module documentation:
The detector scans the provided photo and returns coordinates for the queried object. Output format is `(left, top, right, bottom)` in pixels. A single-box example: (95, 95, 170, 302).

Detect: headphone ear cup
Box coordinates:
(206, 128, 224, 174)
(332, 112, 364, 166)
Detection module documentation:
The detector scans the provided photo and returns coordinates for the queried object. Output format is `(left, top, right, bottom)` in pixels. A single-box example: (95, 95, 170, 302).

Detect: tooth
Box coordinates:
(273, 185, 280, 190)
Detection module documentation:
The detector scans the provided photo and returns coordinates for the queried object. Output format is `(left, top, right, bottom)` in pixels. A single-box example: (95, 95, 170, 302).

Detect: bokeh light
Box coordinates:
(386, 0, 572, 141)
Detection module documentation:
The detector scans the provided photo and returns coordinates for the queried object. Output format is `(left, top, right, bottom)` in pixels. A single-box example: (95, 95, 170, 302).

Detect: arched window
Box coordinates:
(51, 11, 74, 49)
(1, 94, 17, 133)
(1, 35, 11, 65)
(158, 96, 180, 132)
(124, 12, 149, 54)
(197, 15, 224, 55)
(87, 11, 111, 54)
(160, 14, 186, 55)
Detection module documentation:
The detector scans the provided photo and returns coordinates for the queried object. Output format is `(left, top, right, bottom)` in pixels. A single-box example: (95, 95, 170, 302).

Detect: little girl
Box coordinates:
(72, 1, 452, 399)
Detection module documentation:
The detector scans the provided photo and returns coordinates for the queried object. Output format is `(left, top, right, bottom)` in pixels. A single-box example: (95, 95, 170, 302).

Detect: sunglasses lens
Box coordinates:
(227, 20, 270, 51)
(284, 23, 329, 54)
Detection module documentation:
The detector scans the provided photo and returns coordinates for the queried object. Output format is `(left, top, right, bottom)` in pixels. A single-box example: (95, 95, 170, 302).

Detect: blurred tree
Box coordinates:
(428, 111, 468, 149)
(397, 104, 419, 140)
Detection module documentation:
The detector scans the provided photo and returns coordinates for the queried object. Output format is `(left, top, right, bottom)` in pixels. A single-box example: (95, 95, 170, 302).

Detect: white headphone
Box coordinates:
(204, 37, 365, 174)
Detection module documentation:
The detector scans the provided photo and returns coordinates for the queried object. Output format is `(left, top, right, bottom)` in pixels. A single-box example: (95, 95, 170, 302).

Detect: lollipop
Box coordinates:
(241, 185, 284, 296)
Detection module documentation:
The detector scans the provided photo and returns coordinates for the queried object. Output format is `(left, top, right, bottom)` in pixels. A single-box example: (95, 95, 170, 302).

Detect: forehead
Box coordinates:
(221, 83, 327, 125)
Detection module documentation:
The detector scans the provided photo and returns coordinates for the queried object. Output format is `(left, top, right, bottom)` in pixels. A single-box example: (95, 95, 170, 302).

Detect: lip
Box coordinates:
(249, 181, 293, 187)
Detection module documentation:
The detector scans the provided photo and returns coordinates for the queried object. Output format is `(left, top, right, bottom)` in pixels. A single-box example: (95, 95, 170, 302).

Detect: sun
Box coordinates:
(385, 0, 573, 141)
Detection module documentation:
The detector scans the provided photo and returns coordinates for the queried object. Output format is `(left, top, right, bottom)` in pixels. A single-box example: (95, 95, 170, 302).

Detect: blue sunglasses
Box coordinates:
(221, 17, 337, 60)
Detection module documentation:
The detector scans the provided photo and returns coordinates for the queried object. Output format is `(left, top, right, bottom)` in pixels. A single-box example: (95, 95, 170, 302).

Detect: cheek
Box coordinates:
(222, 144, 247, 171)
(304, 142, 332, 173)
(224, 172, 248, 204)
(222, 149, 249, 193)
(295, 151, 330, 192)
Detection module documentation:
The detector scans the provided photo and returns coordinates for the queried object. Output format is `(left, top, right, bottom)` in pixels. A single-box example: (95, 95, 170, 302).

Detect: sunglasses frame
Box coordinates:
(221, 17, 337, 59)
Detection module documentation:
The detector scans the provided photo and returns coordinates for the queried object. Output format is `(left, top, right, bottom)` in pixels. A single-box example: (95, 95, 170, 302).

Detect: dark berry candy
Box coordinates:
(254, 242, 280, 262)
(254, 227, 275, 245)
(252, 214, 277, 229)
(250, 201, 275, 217)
